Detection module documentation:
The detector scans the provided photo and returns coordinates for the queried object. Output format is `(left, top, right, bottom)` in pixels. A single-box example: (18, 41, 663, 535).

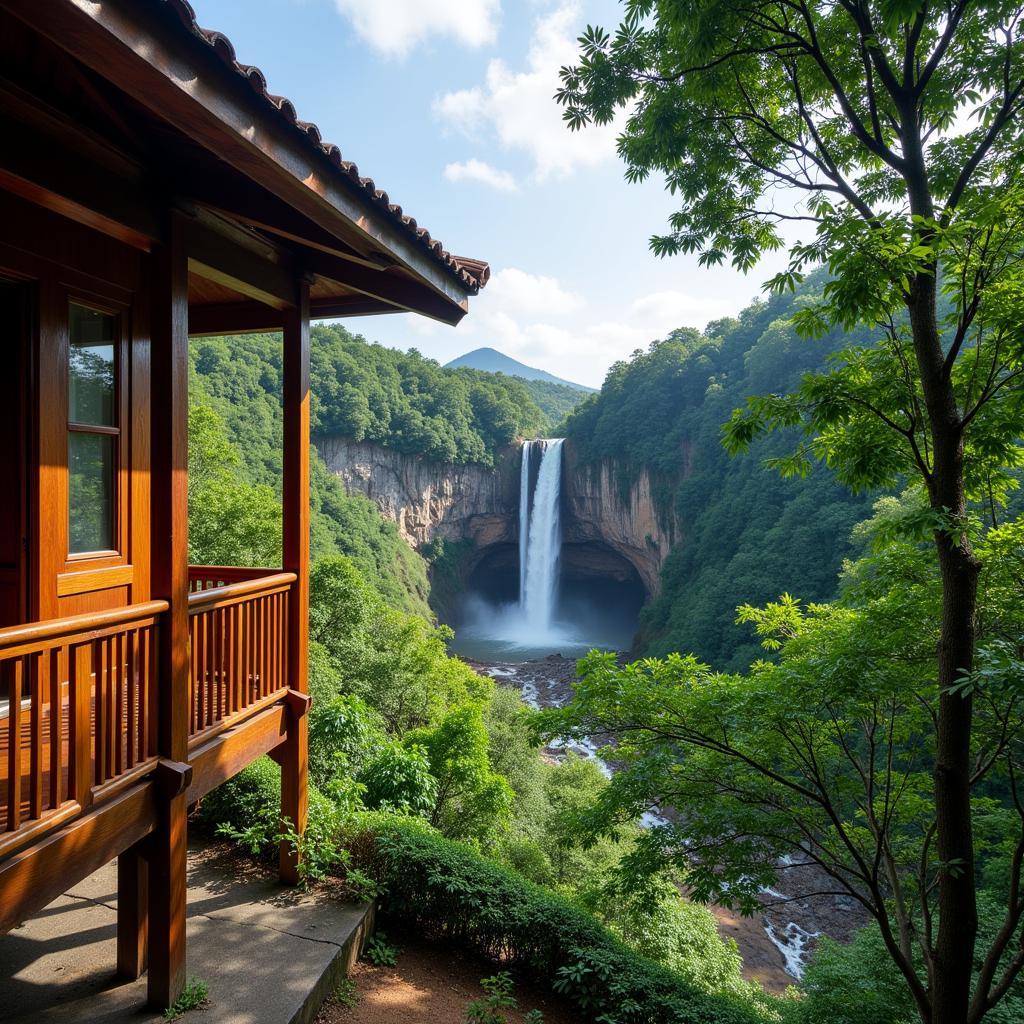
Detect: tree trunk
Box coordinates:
(907, 272, 981, 1024)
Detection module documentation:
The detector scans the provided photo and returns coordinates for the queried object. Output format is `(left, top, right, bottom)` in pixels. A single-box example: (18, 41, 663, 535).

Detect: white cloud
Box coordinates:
(484, 268, 584, 317)
(456, 281, 735, 387)
(629, 290, 725, 326)
(333, 0, 500, 57)
(444, 159, 519, 192)
(432, 88, 487, 134)
(433, 2, 622, 180)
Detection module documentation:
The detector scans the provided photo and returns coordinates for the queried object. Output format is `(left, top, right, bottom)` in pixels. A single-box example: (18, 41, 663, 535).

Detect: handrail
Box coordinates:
(188, 565, 280, 581)
(0, 600, 169, 652)
(187, 572, 296, 613)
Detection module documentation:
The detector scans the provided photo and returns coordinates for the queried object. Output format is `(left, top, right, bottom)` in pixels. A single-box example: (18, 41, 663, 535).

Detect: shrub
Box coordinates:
(197, 757, 346, 881)
(364, 932, 400, 967)
(466, 971, 517, 1024)
(346, 814, 777, 1024)
(359, 742, 437, 815)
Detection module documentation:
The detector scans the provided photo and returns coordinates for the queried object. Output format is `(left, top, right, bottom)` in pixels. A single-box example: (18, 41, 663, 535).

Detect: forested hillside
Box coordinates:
(563, 271, 874, 671)
(511, 375, 588, 427)
(309, 326, 554, 463)
(190, 331, 782, 1024)
(190, 334, 431, 615)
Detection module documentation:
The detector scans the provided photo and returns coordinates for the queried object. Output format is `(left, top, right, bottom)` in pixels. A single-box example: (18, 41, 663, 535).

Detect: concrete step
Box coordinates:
(0, 841, 373, 1024)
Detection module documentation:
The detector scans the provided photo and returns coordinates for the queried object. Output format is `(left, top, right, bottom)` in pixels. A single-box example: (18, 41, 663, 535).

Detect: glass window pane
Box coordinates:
(68, 432, 114, 553)
(69, 304, 115, 426)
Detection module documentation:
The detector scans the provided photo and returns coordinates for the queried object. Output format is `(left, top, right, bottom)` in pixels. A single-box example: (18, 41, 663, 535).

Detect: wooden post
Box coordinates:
(145, 209, 191, 1008)
(117, 838, 149, 979)
(279, 278, 310, 884)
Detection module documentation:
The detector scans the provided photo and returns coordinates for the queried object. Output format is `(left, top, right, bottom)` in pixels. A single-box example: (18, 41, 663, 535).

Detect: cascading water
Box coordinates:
(451, 435, 638, 660)
(518, 439, 532, 606)
(519, 439, 564, 631)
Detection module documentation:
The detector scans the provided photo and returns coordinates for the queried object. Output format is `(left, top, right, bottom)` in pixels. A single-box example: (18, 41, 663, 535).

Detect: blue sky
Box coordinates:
(197, 0, 791, 388)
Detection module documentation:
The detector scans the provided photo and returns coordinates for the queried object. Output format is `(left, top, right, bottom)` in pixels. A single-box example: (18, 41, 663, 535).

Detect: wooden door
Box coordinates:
(0, 278, 28, 630)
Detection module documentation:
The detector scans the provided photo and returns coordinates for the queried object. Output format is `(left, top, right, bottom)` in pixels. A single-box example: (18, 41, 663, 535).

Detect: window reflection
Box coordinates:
(69, 305, 115, 425)
(68, 303, 118, 555)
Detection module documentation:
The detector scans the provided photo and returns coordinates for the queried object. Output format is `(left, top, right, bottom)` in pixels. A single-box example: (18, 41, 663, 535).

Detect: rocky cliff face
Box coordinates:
(316, 437, 519, 550)
(561, 443, 677, 598)
(317, 436, 678, 600)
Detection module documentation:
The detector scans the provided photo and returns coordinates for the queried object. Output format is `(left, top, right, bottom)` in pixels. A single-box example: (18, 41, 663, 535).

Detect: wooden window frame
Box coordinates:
(61, 289, 131, 575)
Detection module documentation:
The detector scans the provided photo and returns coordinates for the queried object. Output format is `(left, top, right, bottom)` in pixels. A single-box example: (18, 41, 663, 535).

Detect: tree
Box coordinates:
(541, 505, 1024, 1024)
(557, 5, 1024, 1022)
(404, 703, 514, 846)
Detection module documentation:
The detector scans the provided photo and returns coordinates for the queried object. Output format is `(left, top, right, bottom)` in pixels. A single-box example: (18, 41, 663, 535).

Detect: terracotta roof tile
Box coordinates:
(165, 0, 488, 293)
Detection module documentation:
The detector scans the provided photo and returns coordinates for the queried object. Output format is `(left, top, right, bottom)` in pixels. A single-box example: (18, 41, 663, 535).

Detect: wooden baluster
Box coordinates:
(256, 598, 264, 700)
(145, 626, 157, 761)
(69, 644, 92, 806)
(269, 596, 275, 694)
(115, 630, 125, 774)
(230, 598, 239, 712)
(206, 609, 217, 727)
(49, 647, 62, 809)
(195, 615, 201, 732)
(8, 657, 22, 830)
(211, 609, 220, 723)
(224, 607, 230, 717)
(109, 637, 118, 779)
(29, 653, 42, 819)
(93, 639, 106, 787)
(244, 600, 253, 707)
(281, 593, 289, 699)
(186, 616, 195, 735)
(126, 630, 137, 769)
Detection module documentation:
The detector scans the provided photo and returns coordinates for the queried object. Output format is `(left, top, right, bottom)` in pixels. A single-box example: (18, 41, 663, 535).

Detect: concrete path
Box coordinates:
(0, 842, 372, 1024)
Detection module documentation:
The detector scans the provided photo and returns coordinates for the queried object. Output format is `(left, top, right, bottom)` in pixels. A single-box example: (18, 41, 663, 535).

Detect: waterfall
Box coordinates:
(519, 439, 564, 631)
(518, 440, 532, 606)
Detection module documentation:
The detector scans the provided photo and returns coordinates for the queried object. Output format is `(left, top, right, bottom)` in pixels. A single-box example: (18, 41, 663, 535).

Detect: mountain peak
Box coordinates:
(445, 348, 594, 392)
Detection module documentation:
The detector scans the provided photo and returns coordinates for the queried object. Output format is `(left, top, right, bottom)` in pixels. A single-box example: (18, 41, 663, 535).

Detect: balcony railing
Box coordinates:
(0, 601, 166, 857)
(0, 567, 295, 858)
(187, 568, 295, 747)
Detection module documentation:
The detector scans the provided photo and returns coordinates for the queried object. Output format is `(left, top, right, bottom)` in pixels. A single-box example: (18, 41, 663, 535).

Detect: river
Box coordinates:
(463, 653, 866, 995)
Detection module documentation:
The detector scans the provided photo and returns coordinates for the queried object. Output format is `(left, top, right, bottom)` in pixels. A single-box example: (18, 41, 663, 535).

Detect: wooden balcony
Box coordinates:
(0, 567, 295, 881)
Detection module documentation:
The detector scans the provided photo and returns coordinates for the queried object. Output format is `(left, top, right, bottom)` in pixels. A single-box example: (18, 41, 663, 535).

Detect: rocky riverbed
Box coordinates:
(465, 654, 867, 994)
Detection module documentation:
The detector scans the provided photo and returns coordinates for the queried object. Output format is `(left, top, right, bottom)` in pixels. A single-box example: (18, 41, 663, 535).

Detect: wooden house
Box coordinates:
(0, 0, 487, 1008)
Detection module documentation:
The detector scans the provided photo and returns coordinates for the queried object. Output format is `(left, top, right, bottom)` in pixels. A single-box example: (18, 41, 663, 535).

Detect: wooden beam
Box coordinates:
(188, 301, 284, 337)
(147, 209, 191, 1010)
(280, 279, 310, 884)
(0, 782, 157, 935)
(4, 1, 473, 309)
(184, 216, 295, 311)
(186, 703, 289, 804)
(0, 74, 159, 249)
(311, 298, 405, 320)
(299, 248, 467, 326)
(187, 295, 406, 336)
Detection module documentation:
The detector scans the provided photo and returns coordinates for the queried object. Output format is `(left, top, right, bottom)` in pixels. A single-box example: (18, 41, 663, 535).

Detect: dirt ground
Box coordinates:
(316, 936, 579, 1024)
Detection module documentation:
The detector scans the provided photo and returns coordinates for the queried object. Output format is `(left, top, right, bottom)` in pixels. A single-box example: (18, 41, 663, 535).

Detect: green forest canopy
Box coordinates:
(562, 271, 874, 671)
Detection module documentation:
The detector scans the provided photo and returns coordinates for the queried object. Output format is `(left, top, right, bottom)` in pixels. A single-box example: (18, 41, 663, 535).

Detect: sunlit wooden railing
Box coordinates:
(0, 601, 166, 855)
(187, 569, 295, 746)
(188, 565, 283, 593)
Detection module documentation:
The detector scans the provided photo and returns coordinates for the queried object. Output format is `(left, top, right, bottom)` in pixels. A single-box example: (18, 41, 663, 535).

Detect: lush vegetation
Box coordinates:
(310, 325, 553, 463)
(513, 376, 589, 428)
(191, 334, 431, 615)
(557, 4, 1024, 1022)
(189, 398, 784, 1022)
(563, 274, 873, 670)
